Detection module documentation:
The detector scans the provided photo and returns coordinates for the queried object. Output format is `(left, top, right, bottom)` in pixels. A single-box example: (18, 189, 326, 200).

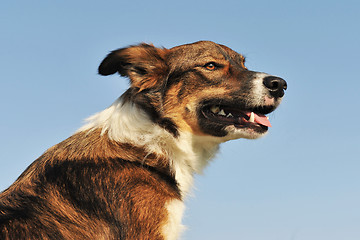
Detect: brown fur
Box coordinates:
(1, 129, 179, 239)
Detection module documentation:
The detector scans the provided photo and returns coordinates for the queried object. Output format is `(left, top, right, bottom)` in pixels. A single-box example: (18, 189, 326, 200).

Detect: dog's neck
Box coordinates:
(78, 97, 220, 196)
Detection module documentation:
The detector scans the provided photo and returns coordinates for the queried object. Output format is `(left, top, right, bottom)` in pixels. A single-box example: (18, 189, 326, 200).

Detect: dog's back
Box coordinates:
(0, 41, 286, 239)
(0, 130, 181, 239)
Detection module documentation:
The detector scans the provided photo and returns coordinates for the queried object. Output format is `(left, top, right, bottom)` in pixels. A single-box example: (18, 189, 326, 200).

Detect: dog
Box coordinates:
(0, 41, 286, 239)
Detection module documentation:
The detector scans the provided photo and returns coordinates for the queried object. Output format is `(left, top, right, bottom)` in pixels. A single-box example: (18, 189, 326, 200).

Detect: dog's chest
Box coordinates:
(162, 199, 185, 240)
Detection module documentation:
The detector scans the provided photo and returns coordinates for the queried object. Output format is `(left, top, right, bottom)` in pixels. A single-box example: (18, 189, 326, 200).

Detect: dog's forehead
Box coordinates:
(167, 41, 244, 64)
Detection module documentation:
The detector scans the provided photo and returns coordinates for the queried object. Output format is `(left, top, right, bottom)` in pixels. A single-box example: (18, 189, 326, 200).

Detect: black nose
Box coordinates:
(263, 76, 287, 98)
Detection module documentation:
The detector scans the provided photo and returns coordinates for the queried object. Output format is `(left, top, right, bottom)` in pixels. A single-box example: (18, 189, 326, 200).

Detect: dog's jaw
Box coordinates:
(195, 72, 284, 140)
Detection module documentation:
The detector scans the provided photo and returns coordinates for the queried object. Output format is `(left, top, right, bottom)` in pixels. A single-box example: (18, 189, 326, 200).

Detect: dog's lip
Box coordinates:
(200, 99, 276, 114)
(200, 104, 273, 131)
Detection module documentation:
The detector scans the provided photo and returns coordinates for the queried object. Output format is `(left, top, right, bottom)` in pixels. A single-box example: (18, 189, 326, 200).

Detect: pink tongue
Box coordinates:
(245, 112, 272, 127)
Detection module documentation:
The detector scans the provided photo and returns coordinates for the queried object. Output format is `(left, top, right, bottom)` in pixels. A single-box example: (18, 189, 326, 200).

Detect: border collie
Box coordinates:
(0, 41, 286, 239)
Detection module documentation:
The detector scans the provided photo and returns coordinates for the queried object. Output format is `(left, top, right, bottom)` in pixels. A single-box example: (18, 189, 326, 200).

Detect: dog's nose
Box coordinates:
(263, 76, 287, 98)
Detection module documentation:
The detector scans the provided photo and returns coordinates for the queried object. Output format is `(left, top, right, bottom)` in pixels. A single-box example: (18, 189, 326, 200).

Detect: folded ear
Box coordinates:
(98, 43, 169, 91)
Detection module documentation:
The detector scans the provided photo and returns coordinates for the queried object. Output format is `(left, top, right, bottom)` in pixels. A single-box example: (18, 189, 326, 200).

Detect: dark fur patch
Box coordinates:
(122, 88, 179, 137)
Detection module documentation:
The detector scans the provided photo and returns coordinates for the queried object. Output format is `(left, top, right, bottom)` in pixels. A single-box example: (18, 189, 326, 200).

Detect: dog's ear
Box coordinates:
(98, 44, 169, 91)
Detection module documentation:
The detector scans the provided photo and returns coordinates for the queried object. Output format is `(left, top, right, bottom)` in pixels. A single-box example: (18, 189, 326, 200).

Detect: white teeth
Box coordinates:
(249, 112, 255, 123)
(218, 109, 226, 116)
(210, 106, 220, 114)
(211, 106, 233, 118)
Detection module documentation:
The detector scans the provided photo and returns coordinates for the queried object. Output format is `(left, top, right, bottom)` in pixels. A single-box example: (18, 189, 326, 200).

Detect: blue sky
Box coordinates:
(1, 1, 359, 239)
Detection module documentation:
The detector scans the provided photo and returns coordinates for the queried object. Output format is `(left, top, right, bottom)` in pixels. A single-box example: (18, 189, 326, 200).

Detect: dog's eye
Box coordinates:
(204, 62, 217, 71)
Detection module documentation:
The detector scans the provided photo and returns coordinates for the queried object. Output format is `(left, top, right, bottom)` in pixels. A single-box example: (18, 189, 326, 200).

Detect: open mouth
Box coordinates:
(201, 104, 275, 132)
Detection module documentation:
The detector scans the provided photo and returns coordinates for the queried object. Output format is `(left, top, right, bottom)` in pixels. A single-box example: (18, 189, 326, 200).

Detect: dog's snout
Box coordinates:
(263, 76, 287, 98)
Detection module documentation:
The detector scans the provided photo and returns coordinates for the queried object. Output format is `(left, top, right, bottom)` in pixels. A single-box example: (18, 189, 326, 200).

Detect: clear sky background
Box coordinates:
(1, 1, 359, 239)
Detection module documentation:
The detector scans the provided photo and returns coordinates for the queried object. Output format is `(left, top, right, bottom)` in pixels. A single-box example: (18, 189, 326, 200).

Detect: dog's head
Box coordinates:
(98, 41, 286, 141)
